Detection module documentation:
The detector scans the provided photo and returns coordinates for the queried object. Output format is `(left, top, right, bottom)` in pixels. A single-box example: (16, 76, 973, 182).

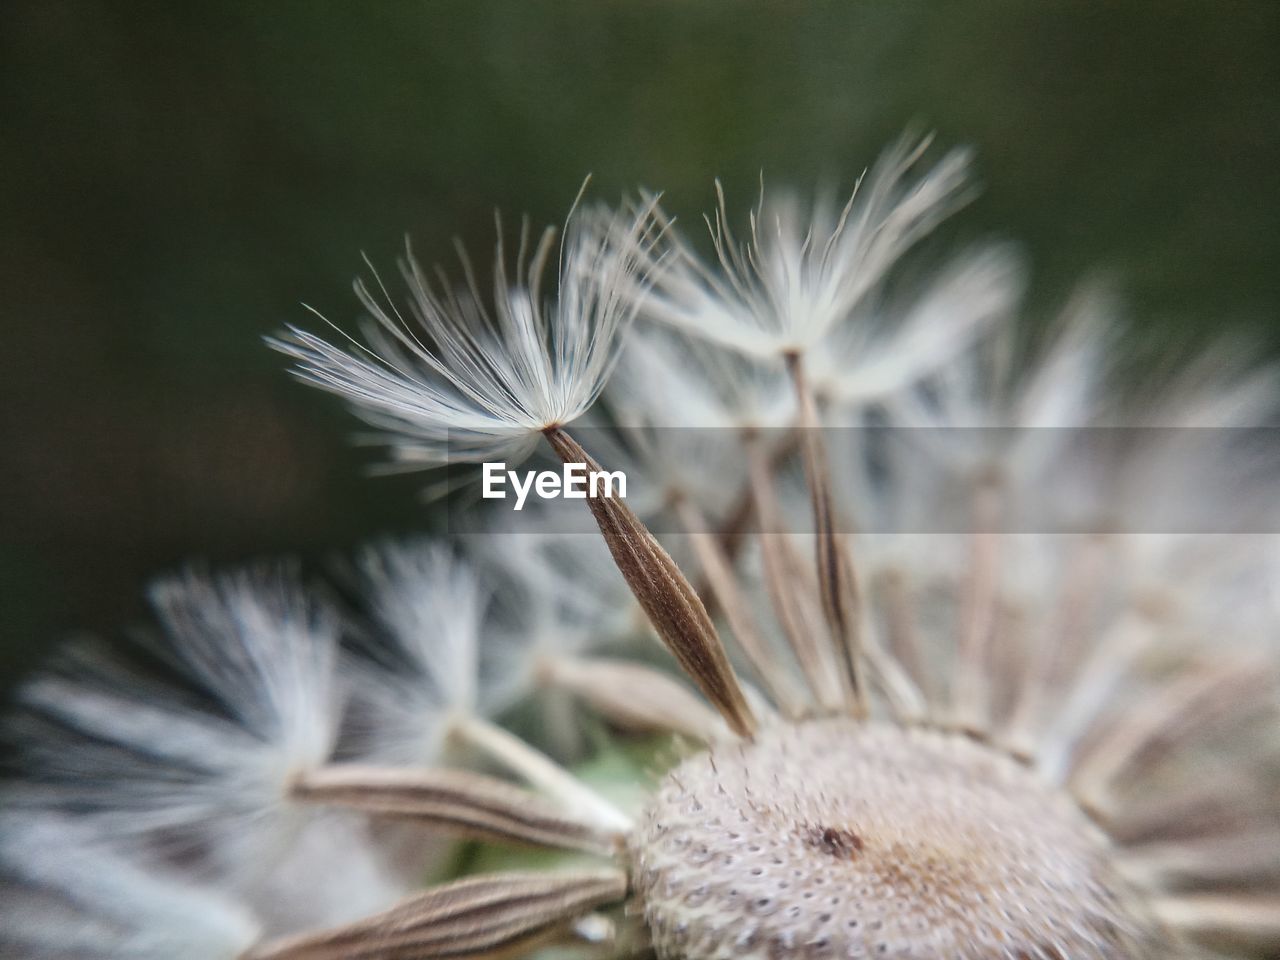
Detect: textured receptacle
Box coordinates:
(631, 720, 1171, 960)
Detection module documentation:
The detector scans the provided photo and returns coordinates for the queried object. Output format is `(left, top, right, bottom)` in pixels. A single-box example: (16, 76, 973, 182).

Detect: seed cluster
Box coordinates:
(632, 721, 1171, 960)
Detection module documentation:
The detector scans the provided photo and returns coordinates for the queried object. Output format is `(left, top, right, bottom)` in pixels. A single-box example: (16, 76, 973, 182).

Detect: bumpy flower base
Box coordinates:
(633, 720, 1172, 960)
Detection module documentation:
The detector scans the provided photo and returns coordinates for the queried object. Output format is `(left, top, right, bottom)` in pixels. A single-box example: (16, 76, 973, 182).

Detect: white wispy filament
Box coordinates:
(270, 196, 663, 467)
(642, 137, 972, 360)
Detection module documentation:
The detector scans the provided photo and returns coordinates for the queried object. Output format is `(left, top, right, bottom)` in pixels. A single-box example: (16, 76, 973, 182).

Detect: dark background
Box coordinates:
(2, 1, 1278, 692)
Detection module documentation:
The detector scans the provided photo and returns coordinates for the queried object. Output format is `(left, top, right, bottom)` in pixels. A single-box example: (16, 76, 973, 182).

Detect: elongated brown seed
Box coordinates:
(744, 431, 845, 712)
(244, 869, 629, 960)
(672, 493, 808, 717)
(1070, 655, 1275, 809)
(543, 426, 756, 738)
(786, 351, 863, 711)
(1154, 893, 1280, 955)
(292, 766, 620, 856)
(542, 655, 725, 741)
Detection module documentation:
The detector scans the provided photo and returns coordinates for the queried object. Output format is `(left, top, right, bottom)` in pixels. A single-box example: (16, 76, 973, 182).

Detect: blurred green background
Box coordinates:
(2, 1, 1278, 692)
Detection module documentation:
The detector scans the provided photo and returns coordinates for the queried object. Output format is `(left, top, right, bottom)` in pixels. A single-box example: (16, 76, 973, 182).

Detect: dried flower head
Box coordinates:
(4, 147, 1279, 960)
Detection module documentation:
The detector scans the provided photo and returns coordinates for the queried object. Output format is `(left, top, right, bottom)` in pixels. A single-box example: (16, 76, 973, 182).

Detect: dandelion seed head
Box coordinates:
(9, 142, 1280, 960)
